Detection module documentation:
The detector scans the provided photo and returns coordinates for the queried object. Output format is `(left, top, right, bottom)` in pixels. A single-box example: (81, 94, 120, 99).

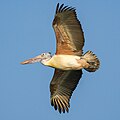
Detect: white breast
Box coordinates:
(45, 54, 82, 70)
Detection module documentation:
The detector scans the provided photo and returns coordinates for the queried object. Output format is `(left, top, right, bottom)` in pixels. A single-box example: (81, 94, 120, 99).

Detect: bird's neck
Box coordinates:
(41, 56, 52, 66)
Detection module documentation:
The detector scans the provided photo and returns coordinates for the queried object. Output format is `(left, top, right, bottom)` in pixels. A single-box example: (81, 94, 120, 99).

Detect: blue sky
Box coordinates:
(0, 0, 120, 120)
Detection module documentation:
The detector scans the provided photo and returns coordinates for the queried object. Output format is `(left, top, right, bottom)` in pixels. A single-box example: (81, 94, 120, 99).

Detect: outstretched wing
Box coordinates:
(53, 3, 84, 55)
(50, 69, 82, 113)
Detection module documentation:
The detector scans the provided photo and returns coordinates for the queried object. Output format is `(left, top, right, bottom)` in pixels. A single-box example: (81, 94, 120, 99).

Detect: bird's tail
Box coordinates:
(82, 51, 100, 72)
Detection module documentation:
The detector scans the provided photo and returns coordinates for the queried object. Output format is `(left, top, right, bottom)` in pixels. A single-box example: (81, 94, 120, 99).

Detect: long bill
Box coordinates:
(20, 55, 42, 65)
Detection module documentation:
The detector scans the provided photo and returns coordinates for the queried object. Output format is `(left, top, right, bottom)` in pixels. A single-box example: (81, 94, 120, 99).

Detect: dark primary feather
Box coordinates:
(50, 69, 82, 113)
(53, 3, 84, 55)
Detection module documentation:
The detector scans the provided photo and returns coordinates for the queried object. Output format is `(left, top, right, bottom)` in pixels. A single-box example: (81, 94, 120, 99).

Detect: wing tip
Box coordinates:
(55, 3, 76, 14)
(51, 96, 70, 113)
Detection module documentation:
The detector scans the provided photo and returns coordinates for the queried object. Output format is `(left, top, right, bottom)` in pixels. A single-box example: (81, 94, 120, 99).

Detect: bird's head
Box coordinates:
(20, 52, 52, 65)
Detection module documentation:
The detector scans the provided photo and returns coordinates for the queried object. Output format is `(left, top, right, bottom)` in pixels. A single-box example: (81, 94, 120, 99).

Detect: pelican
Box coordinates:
(21, 3, 100, 113)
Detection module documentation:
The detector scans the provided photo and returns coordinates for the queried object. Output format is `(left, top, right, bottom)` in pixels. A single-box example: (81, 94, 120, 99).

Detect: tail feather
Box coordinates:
(82, 51, 100, 72)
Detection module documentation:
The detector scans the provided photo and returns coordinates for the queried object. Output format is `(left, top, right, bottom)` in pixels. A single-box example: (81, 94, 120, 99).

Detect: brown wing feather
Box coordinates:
(53, 3, 84, 55)
(50, 69, 82, 113)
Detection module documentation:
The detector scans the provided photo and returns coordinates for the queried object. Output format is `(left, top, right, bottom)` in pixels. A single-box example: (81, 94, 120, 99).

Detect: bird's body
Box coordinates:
(43, 54, 84, 70)
(21, 3, 100, 113)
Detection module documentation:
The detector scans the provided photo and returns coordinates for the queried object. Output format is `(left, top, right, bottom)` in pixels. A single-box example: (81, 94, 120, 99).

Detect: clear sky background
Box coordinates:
(0, 0, 120, 120)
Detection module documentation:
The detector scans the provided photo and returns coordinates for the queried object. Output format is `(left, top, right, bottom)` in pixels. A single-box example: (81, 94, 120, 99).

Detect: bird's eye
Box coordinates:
(41, 53, 45, 56)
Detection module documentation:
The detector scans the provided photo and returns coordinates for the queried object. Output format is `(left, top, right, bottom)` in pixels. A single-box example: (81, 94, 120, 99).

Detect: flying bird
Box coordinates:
(21, 3, 100, 113)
